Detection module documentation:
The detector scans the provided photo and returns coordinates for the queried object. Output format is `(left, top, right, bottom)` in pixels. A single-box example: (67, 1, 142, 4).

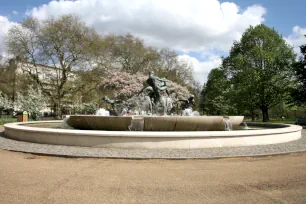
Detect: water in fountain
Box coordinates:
(128, 117, 144, 131)
(96, 108, 110, 116)
(61, 72, 247, 133)
(182, 108, 200, 116)
(62, 115, 72, 128)
(115, 94, 174, 116)
(108, 93, 202, 118)
(223, 118, 233, 131)
(243, 121, 249, 130)
(182, 108, 192, 116)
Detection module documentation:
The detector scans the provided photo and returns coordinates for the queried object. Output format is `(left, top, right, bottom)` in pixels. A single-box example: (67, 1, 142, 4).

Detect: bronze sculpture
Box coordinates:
(102, 96, 122, 111)
(179, 95, 195, 111)
(138, 71, 169, 114)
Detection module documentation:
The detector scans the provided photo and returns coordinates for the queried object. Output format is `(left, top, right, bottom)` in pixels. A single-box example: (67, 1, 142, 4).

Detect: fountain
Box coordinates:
(3, 72, 303, 150)
(223, 117, 233, 131)
(65, 72, 243, 131)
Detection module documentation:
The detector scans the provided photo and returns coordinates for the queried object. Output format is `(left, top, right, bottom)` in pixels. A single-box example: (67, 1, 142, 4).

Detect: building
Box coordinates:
(16, 61, 76, 116)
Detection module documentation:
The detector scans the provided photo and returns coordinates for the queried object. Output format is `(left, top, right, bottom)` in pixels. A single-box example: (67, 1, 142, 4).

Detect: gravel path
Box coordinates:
(0, 128, 305, 159)
(2, 149, 306, 203)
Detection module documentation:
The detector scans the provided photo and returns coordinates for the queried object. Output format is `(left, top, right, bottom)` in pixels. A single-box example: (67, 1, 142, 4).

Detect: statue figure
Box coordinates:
(140, 86, 154, 113)
(146, 71, 169, 95)
(102, 96, 122, 111)
(138, 71, 169, 114)
(179, 95, 195, 111)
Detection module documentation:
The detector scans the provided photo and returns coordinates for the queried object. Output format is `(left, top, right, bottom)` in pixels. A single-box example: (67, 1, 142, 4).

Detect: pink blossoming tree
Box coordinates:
(98, 72, 191, 101)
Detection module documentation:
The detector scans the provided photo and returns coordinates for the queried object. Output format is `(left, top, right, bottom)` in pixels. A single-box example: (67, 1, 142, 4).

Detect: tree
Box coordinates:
(0, 91, 13, 118)
(290, 36, 306, 106)
(6, 15, 99, 117)
(78, 35, 198, 108)
(98, 71, 191, 101)
(15, 86, 46, 120)
(94, 37, 195, 87)
(0, 58, 30, 104)
(110, 34, 159, 74)
(223, 24, 295, 122)
(222, 57, 259, 120)
(155, 49, 194, 85)
(200, 68, 233, 115)
(70, 103, 97, 115)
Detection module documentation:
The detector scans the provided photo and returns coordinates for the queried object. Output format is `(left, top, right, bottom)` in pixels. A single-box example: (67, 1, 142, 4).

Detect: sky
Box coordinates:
(0, 0, 305, 84)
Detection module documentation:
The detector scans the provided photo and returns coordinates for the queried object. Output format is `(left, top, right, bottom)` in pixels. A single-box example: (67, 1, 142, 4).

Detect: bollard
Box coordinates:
(17, 111, 28, 122)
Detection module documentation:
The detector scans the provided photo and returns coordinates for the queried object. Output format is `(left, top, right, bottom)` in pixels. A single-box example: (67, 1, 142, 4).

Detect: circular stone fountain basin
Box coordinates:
(3, 121, 302, 149)
(66, 115, 244, 131)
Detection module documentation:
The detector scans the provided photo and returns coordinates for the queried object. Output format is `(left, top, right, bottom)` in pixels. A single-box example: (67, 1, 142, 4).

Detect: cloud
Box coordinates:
(178, 54, 222, 84)
(0, 0, 267, 83)
(26, 0, 266, 84)
(27, 0, 266, 53)
(12, 11, 19, 15)
(285, 26, 306, 55)
(0, 16, 17, 55)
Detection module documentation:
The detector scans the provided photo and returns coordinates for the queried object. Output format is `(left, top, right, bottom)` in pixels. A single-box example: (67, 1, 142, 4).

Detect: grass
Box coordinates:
(245, 118, 296, 124)
(0, 115, 57, 126)
(0, 117, 17, 125)
(268, 119, 296, 124)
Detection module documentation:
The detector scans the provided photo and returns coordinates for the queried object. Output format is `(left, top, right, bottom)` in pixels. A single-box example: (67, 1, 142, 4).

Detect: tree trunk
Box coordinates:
(55, 99, 62, 119)
(261, 106, 269, 122)
(251, 113, 255, 121)
(250, 109, 256, 121)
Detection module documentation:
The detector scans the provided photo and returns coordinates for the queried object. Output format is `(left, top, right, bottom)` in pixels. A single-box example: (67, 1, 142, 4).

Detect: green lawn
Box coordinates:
(0, 115, 57, 126)
(245, 118, 296, 124)
(0, 117, 17, 125)
(268, 119, 296, 124)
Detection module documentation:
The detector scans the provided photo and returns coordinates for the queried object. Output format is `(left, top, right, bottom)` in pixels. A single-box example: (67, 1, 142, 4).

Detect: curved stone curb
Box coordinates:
(0, 130, 305, 159)
(4, 121, 302, 149)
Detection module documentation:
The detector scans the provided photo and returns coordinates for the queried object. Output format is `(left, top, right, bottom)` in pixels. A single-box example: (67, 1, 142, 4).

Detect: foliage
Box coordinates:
(0, 91, 13, 118)
(0, 117, 16, 125)
(15, 86, 46, 120)
(289, 36, 306, 106)
(0, 91, 13, 110)
(154, 49, 194, 86)
(110, 34, 159, 74)
(71, 103, 97, 115)
(0, 59, 31, 104)
(89, 35, 195, 85)
(83, 103, 97, 114)
(222, 24, 296, 122)
(98, 71, 191, 101)
(200, 68, 232, 115)
(5, 15, 202, 115)
(87, 34, 196, 87)
(6, 15, 99, 117)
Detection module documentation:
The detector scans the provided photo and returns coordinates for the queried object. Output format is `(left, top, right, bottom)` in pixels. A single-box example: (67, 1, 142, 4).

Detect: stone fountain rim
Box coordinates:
(4, 120, 302, 138)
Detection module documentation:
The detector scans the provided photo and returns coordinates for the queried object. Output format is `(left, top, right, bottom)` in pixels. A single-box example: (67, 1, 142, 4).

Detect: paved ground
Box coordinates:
(1, 149, 306, 203)
(1, 127, 306, 203)
(0, 128, 305, 158)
